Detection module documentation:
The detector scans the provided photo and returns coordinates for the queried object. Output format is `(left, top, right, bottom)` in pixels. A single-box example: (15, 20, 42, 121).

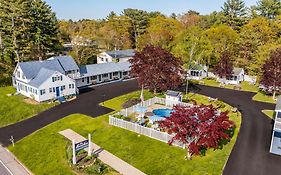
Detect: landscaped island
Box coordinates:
(9, 90, 241, 175)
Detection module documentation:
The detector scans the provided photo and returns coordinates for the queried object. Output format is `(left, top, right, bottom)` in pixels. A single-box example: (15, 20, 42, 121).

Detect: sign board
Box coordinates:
(75, 140, 89, 152)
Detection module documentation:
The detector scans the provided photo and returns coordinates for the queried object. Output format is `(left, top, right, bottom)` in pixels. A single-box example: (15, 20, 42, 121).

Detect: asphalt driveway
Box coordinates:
(189, 84, 280, 175)
(0, 80, 140, 147)
(0, 80, 280, 175)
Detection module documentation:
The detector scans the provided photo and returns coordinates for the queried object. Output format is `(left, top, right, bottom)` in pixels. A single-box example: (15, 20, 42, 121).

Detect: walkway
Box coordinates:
(59, 129, 146, 175)
(0, 145, 32, 175)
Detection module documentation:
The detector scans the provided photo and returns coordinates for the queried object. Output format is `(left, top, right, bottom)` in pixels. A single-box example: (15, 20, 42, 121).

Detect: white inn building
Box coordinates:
(13, 55, 132, 102)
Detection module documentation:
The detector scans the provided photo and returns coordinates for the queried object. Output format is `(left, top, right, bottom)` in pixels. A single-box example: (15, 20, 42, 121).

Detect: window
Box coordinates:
(53, 87, 55, 92)
(101, 58, 104, 61)
(17, 71, 20, 78)
(123, 72, 128, 75)
(72, 84, 74, 89)
(113, 72, 119, 76)
(61, 85, 65, 91)
(40, 89, 46, 95)
(91, 76, 97, 80)
(52, 77, 55, 82)
(60, 75, 63, 81)
(82, 78, 84, 82)
(106, 58, 108, 62)
(49, 88, 52, 93)
(102, 74, 108, 78)
(69, 84, 72, 89)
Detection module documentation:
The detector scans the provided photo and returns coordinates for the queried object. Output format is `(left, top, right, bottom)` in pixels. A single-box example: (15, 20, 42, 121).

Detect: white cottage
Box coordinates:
(165, 90, 183, 107)
(97, 49, 135, 64)
(188, 64, 208, 80)
(270, 96, 281, 155)
(218, 68, 245, 85)
(13, 56, 79, 102)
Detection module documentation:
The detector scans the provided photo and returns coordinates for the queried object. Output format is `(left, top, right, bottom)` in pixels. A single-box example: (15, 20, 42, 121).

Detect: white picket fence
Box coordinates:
(109, 116, 185, 148)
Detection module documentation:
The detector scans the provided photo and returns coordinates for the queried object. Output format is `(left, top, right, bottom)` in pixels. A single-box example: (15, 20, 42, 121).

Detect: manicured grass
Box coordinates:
(0, 86, 56, 127)
(262, 110, 275, 119)
(201, 79, 277, 104)
(10, 91, 241, 175)
(253, 92, 277, 104)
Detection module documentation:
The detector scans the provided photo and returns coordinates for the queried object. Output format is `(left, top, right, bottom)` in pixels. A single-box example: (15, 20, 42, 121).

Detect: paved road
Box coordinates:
(0, 80, 140, 147)
(189, 85, 280, 175)
(0, 80, 280, 175)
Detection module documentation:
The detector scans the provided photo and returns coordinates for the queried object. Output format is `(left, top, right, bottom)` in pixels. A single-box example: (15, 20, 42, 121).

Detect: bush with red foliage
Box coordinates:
(160, 104, 235, 159)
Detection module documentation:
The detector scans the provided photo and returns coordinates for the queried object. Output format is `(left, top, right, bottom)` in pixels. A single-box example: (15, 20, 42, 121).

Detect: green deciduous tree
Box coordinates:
(171, 26, 213, 67)
(235, 17, 277, 74)
(138, 16, 182, 49)
(205, 24, 239, 64)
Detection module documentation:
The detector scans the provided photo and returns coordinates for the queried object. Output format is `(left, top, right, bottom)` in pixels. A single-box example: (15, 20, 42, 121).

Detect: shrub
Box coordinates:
(0, 76, 12, 87)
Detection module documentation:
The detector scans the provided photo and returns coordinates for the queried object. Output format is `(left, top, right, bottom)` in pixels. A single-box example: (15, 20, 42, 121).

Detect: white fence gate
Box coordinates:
(109, 116, 185, 148)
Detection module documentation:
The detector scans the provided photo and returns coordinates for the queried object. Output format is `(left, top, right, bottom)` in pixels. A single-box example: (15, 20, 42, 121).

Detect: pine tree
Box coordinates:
(256, 0, 281, 19)
(29, 0, 61, 60)
(221, 0, 248, 30)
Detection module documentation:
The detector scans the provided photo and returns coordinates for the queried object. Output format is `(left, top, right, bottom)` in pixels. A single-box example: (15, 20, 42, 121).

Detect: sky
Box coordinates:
(45, 0, 258, 21)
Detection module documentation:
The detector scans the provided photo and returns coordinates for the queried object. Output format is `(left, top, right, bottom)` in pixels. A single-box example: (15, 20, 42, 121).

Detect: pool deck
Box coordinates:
(147, 104, 172, 113)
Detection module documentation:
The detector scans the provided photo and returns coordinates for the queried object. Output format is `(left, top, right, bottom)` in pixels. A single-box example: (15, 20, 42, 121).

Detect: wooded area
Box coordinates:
(0, 0, 280, 86)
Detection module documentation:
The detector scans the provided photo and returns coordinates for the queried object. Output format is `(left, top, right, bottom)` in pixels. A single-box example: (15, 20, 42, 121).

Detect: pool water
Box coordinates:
(152, 109, 174, 118)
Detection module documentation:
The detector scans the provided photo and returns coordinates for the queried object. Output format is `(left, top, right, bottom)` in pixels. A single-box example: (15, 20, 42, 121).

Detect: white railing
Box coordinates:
(109, 116, 185, 148)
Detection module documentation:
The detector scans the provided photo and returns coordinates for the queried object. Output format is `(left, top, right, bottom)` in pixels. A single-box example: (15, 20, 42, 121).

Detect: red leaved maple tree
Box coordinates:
(260, 48, 281, 99)
(160, 104, 235, 159)
(129, 45, 184, 93)
(213, 50, 234, 83)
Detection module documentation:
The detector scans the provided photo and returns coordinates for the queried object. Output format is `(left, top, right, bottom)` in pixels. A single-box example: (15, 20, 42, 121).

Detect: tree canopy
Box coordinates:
(160, 104, 235, 159)
(260, 47, 281, 99)
(129, 45, 184, 92)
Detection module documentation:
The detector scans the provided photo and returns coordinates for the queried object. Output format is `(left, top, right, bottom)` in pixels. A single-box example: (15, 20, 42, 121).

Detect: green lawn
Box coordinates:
(0, 86, 56, 127)
(10, 91, 241, 175)
(201, 79, 276, 104)
(262, 110, 275, 119)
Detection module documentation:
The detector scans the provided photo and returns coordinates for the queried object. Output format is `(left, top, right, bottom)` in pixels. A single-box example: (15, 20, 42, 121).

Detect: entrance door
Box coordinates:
(56, 87, 60, 97)
(87, 77, 90, 84)
(98, 75, 101, 82)
(120, 72, 123, 79)
(110, 73, 112, 79)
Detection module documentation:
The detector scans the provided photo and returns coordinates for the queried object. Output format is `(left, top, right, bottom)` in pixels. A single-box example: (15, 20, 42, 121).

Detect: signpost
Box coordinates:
(72, 134, 92, 165)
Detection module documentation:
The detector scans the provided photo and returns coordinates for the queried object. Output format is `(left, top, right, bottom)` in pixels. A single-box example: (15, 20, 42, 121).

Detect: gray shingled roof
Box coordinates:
(29, 68, 57, 88)
(79, 62, 131, 77)
(276, 96, 281, 111)
(233, 68, 244, 76)
(105, 49, 135, 59)
(19, 60, 64, 80)
(166, 90, 182, 97)
(19, 56, 78, 80)
(48, 56, 79, 72)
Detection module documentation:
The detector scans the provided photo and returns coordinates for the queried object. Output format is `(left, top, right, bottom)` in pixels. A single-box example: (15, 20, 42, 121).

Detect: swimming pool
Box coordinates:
(152, 109, 174, 118)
